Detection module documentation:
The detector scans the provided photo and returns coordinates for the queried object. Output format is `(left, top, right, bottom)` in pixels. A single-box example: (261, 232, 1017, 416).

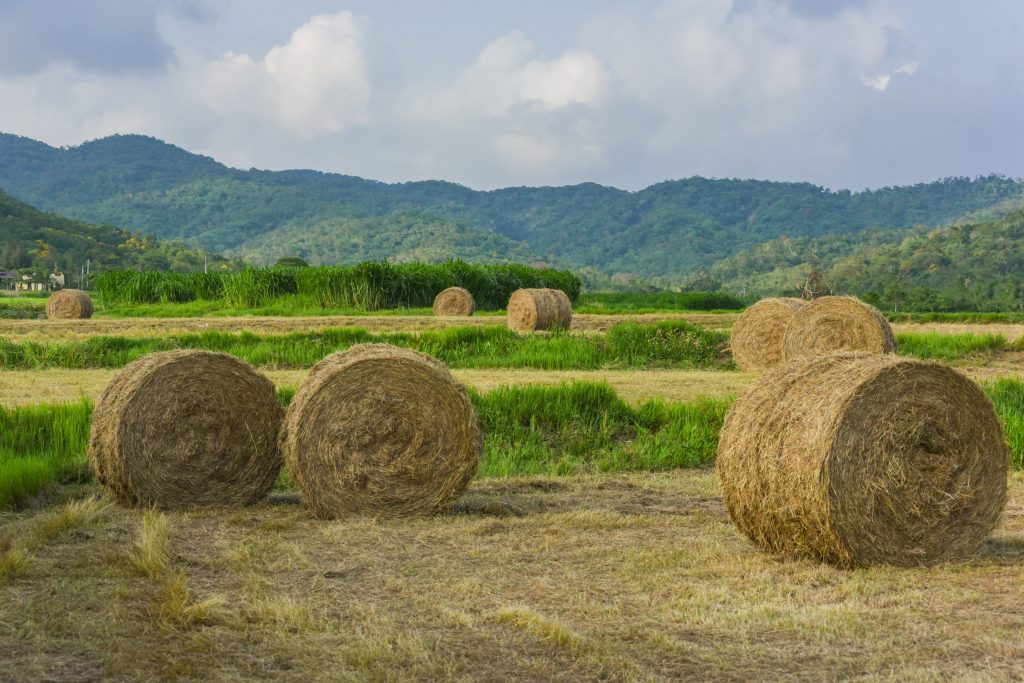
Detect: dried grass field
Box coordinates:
(4, 312, 1024, 680)
(3, 473, 1024, 681)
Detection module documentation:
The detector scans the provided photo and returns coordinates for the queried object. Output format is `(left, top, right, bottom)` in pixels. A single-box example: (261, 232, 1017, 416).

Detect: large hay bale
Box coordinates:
(281, 343, 481, 518)
(782, 295, 895, 360)
(730, 297, 804, 371)
(45, 288, 93, 319)
(433, 286, 475, 317)
(507, 288, 572, 332)
(717, 352, 1008, 567)
(88, 350, 284, 509)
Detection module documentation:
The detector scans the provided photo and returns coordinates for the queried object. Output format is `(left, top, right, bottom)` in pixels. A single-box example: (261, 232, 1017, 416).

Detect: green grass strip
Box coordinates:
(896, 332, 1008, 360)
(5, 377, 1024, 510)
(0, 321, 730, 371)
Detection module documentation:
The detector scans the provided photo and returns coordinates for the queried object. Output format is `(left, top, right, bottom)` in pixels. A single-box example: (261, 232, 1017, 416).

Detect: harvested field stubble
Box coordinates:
(717, 352, 1008, 567)
(433, 287, 475, 316)
(87, 350, 284, 508)
(507, 288, 573, 332)
(282, 344, 481, 517)
(730, 297, 804, 371)
(45, 289, 93, 320)
(783, 296, 896, 360)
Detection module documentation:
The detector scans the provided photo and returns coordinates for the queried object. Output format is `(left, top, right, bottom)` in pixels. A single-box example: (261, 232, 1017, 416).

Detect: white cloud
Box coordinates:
(861, 61, 919, 91)
(0, 1, 1020, 191)
(196, 12, 371, 136)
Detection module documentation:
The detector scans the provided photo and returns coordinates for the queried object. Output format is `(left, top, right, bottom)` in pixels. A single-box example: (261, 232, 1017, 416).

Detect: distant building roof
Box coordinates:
(0, 271, 18, 280)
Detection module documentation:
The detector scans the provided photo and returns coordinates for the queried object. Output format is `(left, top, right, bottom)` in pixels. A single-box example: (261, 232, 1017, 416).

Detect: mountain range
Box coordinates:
(3, 133, 1023, 288)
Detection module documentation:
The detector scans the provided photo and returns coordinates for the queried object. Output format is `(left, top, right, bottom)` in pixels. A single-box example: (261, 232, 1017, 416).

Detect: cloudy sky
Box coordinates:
(0, 0, 1021, 190)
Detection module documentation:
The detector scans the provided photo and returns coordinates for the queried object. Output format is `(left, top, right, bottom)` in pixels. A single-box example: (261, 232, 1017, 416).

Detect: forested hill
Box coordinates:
(713, 210, 1024, 312)
(2, 132, 1023, 281)
(0, 187, 220, 274)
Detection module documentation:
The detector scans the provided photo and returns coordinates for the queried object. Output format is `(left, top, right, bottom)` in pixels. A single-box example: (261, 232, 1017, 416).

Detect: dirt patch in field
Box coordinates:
(0, 313, 737, 342)
(3, 471, 1024, 681)
(891, 322, 1024, 342)
(6, 363, 1024, 409)
(0, 368, 758, 407)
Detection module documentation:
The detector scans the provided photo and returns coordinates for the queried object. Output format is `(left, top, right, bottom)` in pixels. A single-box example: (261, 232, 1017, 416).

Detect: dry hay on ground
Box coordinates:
(432, 287, 476, 317)
(0, 312, 739, 342)
(782, 295, 896, 360)
(87, 350, 284, 509)
(730, 297, 804, 372)
(281, 343, 481, 517)
(506, 288, 573, 332)
(716, 352, 1008, 567)
(45, 289, 93, 319)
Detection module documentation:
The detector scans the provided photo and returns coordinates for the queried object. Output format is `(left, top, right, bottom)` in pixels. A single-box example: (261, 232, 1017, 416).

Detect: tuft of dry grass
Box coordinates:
(128, 509, 172, 578)
(32, 495, 111, 542)
(496, 605, 585, 652)
(149, 572, 226, 629)
(0, 546, 31, 584)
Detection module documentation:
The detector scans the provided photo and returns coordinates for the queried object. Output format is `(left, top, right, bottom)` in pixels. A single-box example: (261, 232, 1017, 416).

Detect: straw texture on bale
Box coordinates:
(433, 286, 475, 317)
(730, 297, 804, 371)
(717, 352, 1008, 567)
(281, 343, 481, 518)
(88, 350, 284, 509)
(45, 288, 93, 319)
(782, 295, 896, 360)
(506, 288, 572, 332)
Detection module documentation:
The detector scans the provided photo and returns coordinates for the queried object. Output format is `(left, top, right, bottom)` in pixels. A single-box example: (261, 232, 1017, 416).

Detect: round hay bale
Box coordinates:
(782, 295, 895, 360)
(507, 288, 573, 332)
(730, 297, 805, 371)
(45, 288, 93, 319)
(433, 286, 475, 317)
(716, 352, 1009, 567)
(281, 343, 481, 518)
(87, 350, 284, 509)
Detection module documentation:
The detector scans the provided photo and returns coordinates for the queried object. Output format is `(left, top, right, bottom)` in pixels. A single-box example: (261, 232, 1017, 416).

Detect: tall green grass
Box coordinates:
(896, 332, 1008, 360)
(0, 383, 728, 508)
(0, 400, 93, 508)
(94, 260, 582, 312)
(985, 379, 1024, 469)
(0, 321, 730, 371)
(5, 378, 1024, 509)
(475, 383, 727, 476)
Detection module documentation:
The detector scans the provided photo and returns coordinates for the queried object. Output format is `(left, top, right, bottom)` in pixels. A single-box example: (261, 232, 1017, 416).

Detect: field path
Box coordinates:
(4, 365, 1023, 407)
(0, 312, 738, 342)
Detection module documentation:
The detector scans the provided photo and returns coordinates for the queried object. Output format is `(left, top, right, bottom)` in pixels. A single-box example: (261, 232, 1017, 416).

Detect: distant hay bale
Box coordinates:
(433, 286, 475, 317)
(281, 344, 481, 518)
(507, 288, 573, 332)
(730, 297, 804, 371)
(88, 350, 284, 509)
(782, 295, 896, 360)
(716, 352, 1008, 567)
(45, 289, 93, 319)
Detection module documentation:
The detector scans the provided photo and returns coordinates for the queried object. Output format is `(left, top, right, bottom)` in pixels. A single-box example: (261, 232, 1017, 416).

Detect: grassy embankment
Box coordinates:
(4, 377, 1024, 510)
(0, 300, 46, 319)
(0, 382, 729, 508)
(0, 321, 729, 371)
(0, 325, 1018, 370)
(895, 332, 1010, 360)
